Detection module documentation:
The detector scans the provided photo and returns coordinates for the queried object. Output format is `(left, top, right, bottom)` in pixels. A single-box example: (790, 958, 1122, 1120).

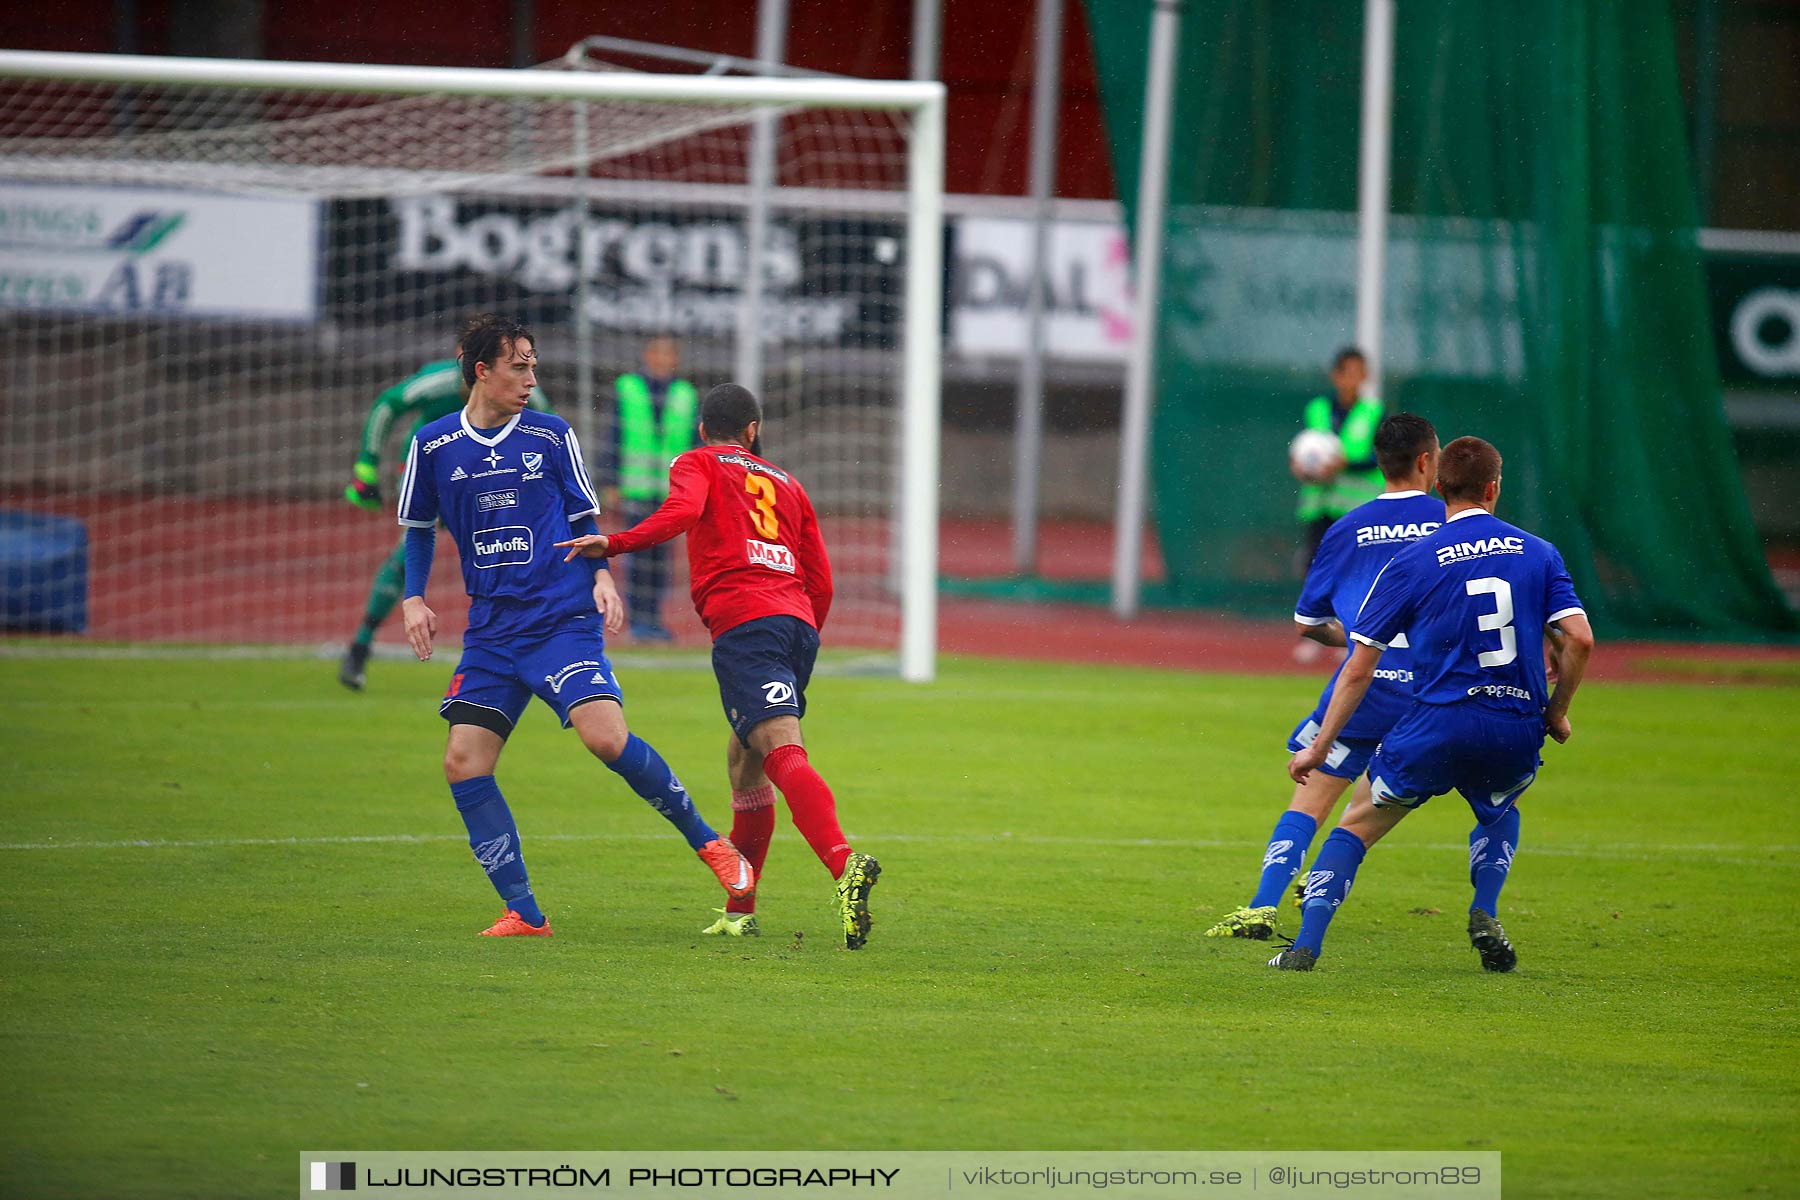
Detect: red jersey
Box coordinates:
(606, 444, 834, 638)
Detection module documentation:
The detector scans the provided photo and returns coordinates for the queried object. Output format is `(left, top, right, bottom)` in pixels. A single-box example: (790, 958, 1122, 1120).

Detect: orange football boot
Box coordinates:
(479, 909, 553, 937)
(696, 838, 756, 900)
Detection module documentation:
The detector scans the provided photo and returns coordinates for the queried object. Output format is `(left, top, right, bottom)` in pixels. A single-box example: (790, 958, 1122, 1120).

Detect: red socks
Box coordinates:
(726, 785, 775, 914)
(762, 743, 853, 878)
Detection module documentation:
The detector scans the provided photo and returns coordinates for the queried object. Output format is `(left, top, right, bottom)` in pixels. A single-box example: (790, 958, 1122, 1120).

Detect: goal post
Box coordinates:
(0, 50, 943, 682)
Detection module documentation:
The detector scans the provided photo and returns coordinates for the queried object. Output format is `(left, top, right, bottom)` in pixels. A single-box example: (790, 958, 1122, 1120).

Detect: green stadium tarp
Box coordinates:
(1083, 0, 1796, 638)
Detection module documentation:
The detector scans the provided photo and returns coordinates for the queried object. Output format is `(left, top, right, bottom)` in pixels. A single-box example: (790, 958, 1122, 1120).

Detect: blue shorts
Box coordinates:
(712, 614, 819, 746)
(440, 616, 622, 737)
(1366, 701, 1545, 826)
(1287, 716, 1380, 781)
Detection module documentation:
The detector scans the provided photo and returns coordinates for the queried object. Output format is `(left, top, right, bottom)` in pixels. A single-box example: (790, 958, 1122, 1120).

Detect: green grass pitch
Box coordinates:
(2, 652, 1796, 1199)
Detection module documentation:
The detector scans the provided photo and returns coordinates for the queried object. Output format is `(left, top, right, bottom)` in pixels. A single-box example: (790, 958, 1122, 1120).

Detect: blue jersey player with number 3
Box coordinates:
(1276, 436, 1596, 972)
(396, 315, 753, 937)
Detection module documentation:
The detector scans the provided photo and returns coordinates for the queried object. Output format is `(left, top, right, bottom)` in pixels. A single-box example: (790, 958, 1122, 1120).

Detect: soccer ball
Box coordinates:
(1289, 429, 1344, 482)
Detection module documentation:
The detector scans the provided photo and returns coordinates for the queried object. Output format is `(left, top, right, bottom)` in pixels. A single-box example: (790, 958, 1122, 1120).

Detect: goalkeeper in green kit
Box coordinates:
(337, 316, 550, 689)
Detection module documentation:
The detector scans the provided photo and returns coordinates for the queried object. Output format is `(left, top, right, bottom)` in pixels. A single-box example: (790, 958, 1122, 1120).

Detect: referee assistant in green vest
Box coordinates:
(602, 335, 699, 641)
(1297, 346, 1385, 564)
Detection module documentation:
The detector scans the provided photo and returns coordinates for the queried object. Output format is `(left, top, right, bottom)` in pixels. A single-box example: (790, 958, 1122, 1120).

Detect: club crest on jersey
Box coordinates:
(746, 538, 796, 574)
(521, 452, 545, 480)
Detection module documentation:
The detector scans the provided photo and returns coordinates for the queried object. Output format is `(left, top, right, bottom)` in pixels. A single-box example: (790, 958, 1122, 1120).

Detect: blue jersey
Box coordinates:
(1351, 509, 1585, 717)
(397, 408, 604, 645)
(1294, 490, 1445, 741)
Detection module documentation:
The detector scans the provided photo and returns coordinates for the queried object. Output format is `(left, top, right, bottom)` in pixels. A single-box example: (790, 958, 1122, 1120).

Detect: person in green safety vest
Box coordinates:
(1292, 347, 1383, 664)
(337, 315, 551, 690)
(601, 334, 699, 642)
(1296, 346, 1385, 564)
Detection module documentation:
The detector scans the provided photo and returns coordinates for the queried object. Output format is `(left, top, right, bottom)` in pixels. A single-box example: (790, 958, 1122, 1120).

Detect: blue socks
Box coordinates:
(450, 775, 545, 927)
(1470, 806, 1521, 917)
(605, 733, 719, 851)
(1293, 828, 1368, 956)
(1250, 810, 1319, 908)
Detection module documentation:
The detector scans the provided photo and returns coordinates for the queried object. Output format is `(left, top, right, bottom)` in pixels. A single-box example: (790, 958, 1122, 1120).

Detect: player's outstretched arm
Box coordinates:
(1289, 640, 1381, 783)
(573, 453, 710, 560)
(1543, 613, 1594, 744)
(556, 533, 610, 561)
(346, 382, 412, 509)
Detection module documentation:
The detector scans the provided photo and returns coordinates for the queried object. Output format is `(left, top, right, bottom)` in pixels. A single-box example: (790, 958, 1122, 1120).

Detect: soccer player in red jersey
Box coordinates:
(556, 384, 881, 949)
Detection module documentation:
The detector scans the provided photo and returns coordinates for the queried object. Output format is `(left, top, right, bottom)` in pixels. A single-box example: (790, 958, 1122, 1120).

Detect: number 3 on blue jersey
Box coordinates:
(1465, 577, 1517, 668)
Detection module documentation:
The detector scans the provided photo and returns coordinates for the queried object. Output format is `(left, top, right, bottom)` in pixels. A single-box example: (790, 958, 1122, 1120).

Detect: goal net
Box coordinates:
(0, 52, 942, 679)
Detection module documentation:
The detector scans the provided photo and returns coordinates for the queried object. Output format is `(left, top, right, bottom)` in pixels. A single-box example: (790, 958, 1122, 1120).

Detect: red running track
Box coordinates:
(7, 494, 1795, 684)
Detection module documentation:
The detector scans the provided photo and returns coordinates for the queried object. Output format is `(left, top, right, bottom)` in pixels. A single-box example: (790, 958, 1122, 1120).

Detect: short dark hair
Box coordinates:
(1331, 346, 1366, 370)
(1437, 435, 1503, 502)
(700, 383, 762, 443)
(455, 311, 498, 351)
(460, 314, 534, 386)
(1373, 412, 1438, 479)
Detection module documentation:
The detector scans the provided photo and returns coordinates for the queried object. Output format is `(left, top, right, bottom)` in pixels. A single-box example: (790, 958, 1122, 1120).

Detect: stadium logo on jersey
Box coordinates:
(746, 538, 797, 574)
(476, 489, 518, 512)
(450, 466, 468, 481)
(1356, 521, 1439, 546)
(521, 452, 545, 480)
(473, 834, 515, 875)
(544, 659, 605, 694)
(421, 428, 465, 454)
(1435, 535, 1525, 566)
(761, 681, 796, 707)
(472, 525, 532, 568)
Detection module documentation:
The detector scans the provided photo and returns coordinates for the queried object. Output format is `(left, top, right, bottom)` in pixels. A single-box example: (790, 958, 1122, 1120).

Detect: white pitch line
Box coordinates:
(0, 830, 1793, 865)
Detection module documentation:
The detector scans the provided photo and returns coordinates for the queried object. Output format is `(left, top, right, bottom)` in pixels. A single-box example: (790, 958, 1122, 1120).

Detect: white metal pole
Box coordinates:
(1354, 0, 1395, 397)
(1110, 0, 1181, 620)
(899, 85, 947, 683)
(571, 99, 596, 468)
(1011, 0, 1065, 575)
(737, 0, 788, 397)
(912, 0, 941, 80)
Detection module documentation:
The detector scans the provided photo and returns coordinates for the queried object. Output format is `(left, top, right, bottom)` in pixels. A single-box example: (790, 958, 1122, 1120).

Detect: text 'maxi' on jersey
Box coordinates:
(606, 444, 834, 638)
(397, 408, 603, 644)
(1294, 489, 1446, 741)
(1351, 508, 1585, 717)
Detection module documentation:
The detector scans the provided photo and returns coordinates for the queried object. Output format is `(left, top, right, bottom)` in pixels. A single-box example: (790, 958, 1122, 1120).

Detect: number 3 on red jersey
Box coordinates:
(744, 473, 780, 539)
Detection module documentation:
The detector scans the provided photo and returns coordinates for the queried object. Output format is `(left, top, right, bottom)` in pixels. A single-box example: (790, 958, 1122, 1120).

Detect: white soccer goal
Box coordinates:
(0, 51, 942, 681)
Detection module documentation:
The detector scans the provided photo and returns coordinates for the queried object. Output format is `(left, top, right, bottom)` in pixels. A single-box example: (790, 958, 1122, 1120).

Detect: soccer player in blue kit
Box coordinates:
(1277, 436, 1595, 972)
(1205, 413, 1450, 940)
(396, 315, 753, 937)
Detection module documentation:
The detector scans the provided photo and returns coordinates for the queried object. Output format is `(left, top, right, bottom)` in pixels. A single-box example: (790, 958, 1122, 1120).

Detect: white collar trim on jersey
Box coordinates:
(1447, 506, 1491, 523)
(1376, 489, 1426, 499)
(459, 409, 522, 447)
